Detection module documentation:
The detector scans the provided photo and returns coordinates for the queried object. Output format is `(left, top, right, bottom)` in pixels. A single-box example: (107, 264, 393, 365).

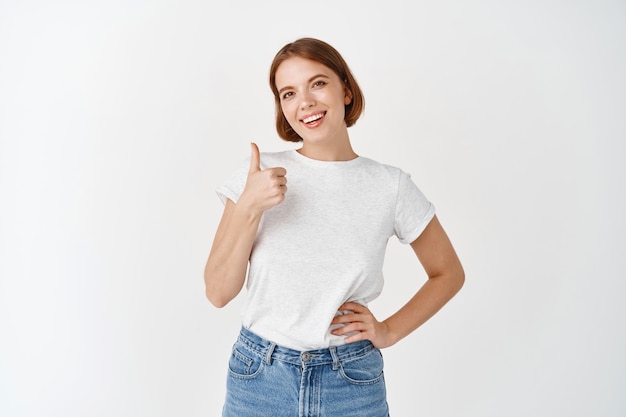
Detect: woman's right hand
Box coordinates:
(238, 143, 288, 215)
(204, 143, 287, 307)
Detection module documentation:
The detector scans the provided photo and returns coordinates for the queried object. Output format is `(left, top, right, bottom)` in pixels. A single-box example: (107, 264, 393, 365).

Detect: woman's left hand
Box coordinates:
(330, 302, 396, 349)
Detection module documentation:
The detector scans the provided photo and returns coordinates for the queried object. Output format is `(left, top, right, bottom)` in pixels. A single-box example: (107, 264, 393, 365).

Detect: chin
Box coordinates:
(301, 136, 329, 146)
(299, 129, 330, 143)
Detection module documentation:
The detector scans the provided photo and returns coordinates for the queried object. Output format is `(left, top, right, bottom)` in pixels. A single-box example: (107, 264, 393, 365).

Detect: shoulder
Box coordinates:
(357, 156, 408, 180)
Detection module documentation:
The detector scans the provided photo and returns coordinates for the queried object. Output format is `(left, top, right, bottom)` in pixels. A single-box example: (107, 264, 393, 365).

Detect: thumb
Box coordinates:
(248, 142, 261, 173)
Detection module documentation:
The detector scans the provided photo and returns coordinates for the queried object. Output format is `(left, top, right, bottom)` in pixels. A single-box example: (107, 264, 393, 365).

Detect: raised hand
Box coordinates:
(238, 142, 288, 215)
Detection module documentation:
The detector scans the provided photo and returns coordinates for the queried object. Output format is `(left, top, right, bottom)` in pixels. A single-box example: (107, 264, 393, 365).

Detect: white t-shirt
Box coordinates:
(216, 149, 435, 351)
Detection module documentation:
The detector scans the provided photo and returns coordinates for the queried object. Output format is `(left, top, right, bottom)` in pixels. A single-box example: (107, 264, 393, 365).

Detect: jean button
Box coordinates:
(301, 352, 312, 362)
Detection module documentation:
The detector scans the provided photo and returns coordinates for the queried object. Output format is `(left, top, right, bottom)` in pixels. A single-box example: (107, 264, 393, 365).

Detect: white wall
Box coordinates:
(1, 1, 624, 416)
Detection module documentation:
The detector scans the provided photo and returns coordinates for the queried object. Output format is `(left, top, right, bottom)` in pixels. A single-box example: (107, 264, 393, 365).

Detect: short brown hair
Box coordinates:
(269, 38, 365, 143)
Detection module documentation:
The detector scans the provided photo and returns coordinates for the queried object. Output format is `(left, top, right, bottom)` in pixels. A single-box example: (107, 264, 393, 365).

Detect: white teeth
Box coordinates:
(303, 113, 324, 123)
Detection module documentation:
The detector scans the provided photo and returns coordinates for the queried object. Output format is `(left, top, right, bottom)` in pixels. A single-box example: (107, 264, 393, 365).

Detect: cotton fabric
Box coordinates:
(222, 326, 390, 417)
(216, 149, 435, 351)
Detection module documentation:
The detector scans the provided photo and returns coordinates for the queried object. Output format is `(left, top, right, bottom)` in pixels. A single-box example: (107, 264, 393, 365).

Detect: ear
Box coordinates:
(344, 86, 353, 105)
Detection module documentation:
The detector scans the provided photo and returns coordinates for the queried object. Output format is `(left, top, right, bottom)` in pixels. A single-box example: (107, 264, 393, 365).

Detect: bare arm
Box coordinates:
(204, 199, 262, 307)
(332, 215, 465, 348)
(204, 143, 287, 307)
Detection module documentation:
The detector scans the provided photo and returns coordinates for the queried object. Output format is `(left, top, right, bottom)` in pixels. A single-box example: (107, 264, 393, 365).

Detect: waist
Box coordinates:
(237, 326, 375, 367)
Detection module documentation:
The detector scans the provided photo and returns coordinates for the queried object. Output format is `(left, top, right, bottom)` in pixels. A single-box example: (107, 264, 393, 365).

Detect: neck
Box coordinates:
(297, 143, 358, 162)
(297, 134, 358, 162)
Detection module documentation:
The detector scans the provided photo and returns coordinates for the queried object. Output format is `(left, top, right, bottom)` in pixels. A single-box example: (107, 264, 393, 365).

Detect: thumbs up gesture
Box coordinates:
(239, 143, 288, 215)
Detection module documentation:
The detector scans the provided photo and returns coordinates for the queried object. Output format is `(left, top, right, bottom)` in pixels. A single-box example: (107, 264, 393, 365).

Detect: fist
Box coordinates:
(240, 142, 287, 214)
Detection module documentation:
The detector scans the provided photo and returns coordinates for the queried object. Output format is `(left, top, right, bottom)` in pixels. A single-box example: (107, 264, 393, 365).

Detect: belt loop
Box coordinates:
(264, 342, 276, 365)
(329, 346, 340, 371)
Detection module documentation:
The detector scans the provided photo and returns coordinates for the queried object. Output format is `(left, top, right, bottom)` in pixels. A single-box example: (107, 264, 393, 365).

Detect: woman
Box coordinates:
(205, 37, 464, 417)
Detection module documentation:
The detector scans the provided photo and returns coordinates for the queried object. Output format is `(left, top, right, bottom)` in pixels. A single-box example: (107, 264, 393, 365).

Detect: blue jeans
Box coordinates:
(222, 326, 390, 417)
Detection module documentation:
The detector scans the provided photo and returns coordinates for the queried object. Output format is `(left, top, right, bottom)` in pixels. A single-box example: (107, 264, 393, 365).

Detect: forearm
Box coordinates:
(204, 202, 262, 307)
(332, 216, 465, 348)
(383, 271, 464, 346)
(382, 215, 466, 345)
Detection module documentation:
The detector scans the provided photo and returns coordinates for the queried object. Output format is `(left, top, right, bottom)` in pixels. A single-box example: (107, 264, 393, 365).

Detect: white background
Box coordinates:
(1, 1, 625, 416)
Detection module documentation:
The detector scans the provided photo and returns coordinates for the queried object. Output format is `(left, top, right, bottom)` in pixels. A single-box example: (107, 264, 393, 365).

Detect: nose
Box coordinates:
(299, 91, 316, 110)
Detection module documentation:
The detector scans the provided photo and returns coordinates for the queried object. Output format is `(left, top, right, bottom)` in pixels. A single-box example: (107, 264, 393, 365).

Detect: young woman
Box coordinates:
(204, 37, 465, 417)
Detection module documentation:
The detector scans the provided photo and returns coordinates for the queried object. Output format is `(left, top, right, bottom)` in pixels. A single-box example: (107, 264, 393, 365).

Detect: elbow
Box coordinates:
(204, 272, 237, 308)
(206, 288, 230, 308)
(453, 265, 465, 294)
(437, 262, 465, 296)
(204, 264, 244, 308)
(204, 266, 231, 308)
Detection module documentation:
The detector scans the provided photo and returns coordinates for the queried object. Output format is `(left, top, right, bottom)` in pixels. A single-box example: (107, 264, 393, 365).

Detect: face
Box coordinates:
(274, 57, 353, 145)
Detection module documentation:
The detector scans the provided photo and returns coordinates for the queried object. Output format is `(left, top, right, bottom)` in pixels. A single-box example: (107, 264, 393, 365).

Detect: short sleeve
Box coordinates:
(393, 171, 436, 244)
(215, 157, 249, 205)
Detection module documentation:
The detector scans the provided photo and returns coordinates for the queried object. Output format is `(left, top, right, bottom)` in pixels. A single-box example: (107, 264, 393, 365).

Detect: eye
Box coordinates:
(281, 91, 294, 100)
(312, 80, 326, 88)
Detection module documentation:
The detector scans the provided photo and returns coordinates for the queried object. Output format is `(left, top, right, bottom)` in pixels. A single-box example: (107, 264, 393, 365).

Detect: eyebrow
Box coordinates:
(278, 74, 330, 95)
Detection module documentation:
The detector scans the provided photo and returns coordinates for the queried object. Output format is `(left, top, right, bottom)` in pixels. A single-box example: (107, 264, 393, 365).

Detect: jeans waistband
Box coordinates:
(237, 326, 375, 368)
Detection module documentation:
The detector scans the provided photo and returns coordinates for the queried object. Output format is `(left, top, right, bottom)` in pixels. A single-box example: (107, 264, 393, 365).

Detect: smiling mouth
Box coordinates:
(301, 112, 326, 124)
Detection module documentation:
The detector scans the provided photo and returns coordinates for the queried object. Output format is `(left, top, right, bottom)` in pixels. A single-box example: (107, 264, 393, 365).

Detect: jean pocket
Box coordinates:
(339, 348, 385, 385)
(227, 342, 265, 380)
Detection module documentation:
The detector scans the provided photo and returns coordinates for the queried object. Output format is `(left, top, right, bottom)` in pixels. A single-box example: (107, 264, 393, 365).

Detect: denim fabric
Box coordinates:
(222, 327, 390, 417)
